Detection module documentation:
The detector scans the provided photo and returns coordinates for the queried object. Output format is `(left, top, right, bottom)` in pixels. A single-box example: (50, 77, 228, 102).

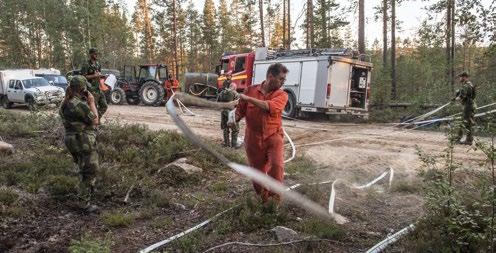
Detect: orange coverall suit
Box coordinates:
(236, 83, 288, 202)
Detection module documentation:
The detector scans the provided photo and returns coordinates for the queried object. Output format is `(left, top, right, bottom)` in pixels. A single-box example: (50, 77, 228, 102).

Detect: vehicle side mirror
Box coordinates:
(215, 65, 222, 75)
(48, 81, 54, 85)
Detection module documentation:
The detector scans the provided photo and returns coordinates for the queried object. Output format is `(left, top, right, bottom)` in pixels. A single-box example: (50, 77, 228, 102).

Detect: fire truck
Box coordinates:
(186, 47, 373, 118)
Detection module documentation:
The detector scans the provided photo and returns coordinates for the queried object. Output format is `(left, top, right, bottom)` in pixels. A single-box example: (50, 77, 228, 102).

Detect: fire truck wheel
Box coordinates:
(139, 81, 165, 106)
(283, 91, 297, 118)
(110, 88, 126, 105)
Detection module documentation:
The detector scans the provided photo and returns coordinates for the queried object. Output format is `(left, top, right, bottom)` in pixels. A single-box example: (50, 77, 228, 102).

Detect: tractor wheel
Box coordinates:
(110, 88, 126, 105)
(139, 81, 165, 106)
(2, 97, 13, 109)
(126, 97, 140, 105)
(283, 91, 297, 118)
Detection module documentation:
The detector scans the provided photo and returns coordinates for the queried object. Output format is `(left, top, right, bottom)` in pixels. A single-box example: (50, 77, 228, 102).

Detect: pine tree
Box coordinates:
(202, 0, 218, 70)
(313, 0, 347, 48)
(133, 0, 155, 62)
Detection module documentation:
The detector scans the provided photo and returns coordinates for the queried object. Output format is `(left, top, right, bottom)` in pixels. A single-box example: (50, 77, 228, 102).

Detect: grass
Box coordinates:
(46, 175, 79, 200)
(69, 234, 111, 253)
(391, 179, 422, 193)
(102, 211, 135, 228)
(297, 218, 345, 240)
(0, 109, 351, 252)
(0, 188, 18, 206)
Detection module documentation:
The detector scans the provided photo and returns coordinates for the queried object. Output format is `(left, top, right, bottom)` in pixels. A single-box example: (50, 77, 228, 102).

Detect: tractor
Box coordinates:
(112, 64, 178, 106)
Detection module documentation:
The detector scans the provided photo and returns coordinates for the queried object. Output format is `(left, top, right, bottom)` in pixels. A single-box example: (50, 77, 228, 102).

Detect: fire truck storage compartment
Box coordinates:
(350, 67, 368, 109)
(327, 61, 351, 108)
(253, 58, 329, 109)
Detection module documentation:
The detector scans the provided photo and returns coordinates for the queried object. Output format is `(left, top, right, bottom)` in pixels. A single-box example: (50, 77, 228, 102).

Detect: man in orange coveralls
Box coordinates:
(234, 63, 288, 203)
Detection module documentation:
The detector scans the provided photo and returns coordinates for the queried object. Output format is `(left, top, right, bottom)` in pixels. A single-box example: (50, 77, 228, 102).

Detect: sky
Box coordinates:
(124, 0, 492, 49)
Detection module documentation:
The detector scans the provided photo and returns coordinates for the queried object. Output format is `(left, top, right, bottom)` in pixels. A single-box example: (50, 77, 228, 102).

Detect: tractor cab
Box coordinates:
(118, 64, 170, 105)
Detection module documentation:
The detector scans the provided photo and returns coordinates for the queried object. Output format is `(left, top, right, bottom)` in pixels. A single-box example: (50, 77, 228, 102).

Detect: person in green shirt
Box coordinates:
(80, 48, 108, 120)
(59, 75, 100, 212)
(218, 82, 240, 148)
(453, 72, 476, 145)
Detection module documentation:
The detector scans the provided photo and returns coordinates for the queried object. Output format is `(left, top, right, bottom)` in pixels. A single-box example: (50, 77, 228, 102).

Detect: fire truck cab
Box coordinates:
(215, 52, 255, 91)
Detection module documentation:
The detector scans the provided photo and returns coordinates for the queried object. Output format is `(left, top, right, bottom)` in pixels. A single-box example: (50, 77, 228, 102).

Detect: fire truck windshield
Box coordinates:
(234, 56, 246, 73)
(221, 59, 229, 73)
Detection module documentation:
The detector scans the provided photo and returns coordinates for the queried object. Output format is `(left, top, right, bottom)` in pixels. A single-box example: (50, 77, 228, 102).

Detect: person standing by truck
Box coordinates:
(453, 72, 476, 145)
(218, 82, 240, 148)
(80, 48, 107, 120)
(234, 63, 288, 204)
(222, 72, 233, 90)
(59, 75, 100, 212)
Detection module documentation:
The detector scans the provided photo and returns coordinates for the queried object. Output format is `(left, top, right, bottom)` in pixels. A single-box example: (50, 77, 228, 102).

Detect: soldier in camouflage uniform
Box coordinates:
(218, 82, 240, 148)
(453, 72, 476, 145)
(59, 75, 100, 211)
(80, 48, 107, 119)
(222, 72, 232, 91)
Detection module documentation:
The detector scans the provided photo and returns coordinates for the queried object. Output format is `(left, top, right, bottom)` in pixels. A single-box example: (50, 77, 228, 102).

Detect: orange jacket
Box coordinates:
(236, 82, 288, 141)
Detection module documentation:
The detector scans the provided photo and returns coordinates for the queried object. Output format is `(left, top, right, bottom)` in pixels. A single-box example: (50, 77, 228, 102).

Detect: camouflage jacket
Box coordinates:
(222, 80, 232, 90)
(80, 60, 102, 91)
(456, 80, 476, 106)
(218, 88, 239, 103)
(59, 96, 96, 133)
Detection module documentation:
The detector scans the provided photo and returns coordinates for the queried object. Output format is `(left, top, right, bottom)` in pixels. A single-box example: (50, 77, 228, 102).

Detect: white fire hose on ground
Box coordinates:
(139, 93, 428, 252)
(139, 166, 396, 253)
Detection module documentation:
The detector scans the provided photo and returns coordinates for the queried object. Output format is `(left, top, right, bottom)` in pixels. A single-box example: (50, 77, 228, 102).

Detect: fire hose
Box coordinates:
(188, 83, 218, 97)
(139, 93, 403, 252)
(140, 97, 496, 252)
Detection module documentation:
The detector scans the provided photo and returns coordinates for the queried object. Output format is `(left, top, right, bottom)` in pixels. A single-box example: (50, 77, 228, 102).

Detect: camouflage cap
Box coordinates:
(69, 75, 89, 92)
(88, 48, 98, 54)
(457, 71, 469, 77)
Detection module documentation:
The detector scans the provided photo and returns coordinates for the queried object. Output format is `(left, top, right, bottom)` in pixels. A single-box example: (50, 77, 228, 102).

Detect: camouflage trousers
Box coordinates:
(457, 103, 476, 142)
(64, 131, 99, 197)
(221, 110, 239, 147)
(89, 87, 108, 118)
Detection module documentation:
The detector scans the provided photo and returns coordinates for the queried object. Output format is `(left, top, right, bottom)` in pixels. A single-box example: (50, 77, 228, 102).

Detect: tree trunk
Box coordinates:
(287, 0, 291, 49)
(306, 0, 313, 49)
(446, 0, 452, 90)
(382, 0, 388, 67)
(282, 0, 286, 48)
(450, 0, 455, 91)
(172, 0, 179, 77)
(259, 0, 266, 47)
(391, 0, 397, 100)
(358, 0, 365, 55)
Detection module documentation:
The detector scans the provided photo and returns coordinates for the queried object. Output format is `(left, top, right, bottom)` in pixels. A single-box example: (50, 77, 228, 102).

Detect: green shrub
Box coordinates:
(69, 235, 111, 253)
(0, 188, 19, 205)
(103, 211, 134, 228)
(46, 175, 79, 200)
(297, 218, 345, 239)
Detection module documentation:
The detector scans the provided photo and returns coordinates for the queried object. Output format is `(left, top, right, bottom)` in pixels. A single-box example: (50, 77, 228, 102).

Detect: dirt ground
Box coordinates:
(102, 104, 486, 249)
(6, 104, 487, 252)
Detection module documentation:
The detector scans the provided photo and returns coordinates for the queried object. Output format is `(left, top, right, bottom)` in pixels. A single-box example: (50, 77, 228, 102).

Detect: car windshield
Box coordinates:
(23, 78, 49, 88)
(44, 75, 67, 84)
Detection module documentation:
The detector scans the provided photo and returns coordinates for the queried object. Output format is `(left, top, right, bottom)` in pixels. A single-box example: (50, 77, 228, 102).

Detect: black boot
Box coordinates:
(223, 130, 230, 147)
(231, 132, 238, 149)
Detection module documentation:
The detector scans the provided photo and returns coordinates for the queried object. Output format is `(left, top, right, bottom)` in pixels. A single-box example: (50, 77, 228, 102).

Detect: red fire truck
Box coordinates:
(186, 48, 373, 118)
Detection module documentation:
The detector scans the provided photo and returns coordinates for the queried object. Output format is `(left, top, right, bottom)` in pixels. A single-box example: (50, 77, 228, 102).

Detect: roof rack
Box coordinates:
(266, 48, 353, 60)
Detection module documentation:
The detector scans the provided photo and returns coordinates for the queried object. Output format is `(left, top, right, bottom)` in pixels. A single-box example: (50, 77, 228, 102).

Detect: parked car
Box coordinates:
(35, 74, 68, 90)
(0, 70, 65, 110)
